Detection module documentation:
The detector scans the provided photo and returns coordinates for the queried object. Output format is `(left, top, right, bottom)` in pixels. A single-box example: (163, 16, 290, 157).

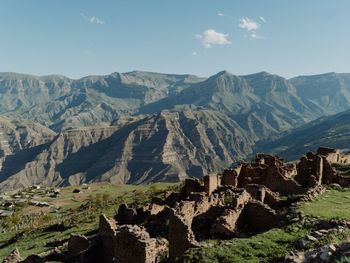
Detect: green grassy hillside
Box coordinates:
(0, 182, 179, 259)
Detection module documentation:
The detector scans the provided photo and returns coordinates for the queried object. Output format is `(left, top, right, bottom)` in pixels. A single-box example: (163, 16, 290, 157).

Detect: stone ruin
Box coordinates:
(5, 147, 350, 263)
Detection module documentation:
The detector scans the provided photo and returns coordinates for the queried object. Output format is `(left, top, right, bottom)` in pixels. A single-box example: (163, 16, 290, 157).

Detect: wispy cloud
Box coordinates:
(239, 17, 263, 39)
(259, 16, 266, 23)
(217, 13, 224, 17)
(192, 51, 198, 56)
(195, 29, 231, 48)
(89, 16, 105, 25)
(239, 17, 259, 31)
(81, 13, 106, 25)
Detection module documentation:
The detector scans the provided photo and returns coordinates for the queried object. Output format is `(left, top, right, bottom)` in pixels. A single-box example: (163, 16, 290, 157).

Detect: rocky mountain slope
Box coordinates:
(140, 71, 345, 140)
(255, 109, 350, 160)
(1, 70, 350, 190)
(0, 110, 254, 191)
(0, 71, 203, 131)
(0, 117, 55, 157)
(291, 72, 350, 115)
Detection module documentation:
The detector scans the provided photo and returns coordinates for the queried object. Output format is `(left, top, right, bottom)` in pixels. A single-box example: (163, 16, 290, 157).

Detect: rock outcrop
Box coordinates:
(0, 110, 254, 191)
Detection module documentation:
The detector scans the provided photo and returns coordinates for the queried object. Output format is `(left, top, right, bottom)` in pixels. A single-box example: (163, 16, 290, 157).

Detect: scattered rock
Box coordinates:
(284, 251, 304, 263)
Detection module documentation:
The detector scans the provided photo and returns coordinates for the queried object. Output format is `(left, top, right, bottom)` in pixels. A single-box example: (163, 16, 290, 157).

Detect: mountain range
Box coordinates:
(1, 70, 350, 190)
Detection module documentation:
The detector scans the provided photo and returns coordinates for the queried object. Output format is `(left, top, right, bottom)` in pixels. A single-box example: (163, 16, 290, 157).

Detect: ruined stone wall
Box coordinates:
(295, 153, 323, 187)
(211, 208, 243, 237)
(114, 225, 167, 263)
(244, 184, 280, 206)
(221, 169, 238, 187)
(317, 147, 350, 164)
(98, 215, 168, 263)
(256, 154, 284, 167)
(263, 166, 305, 195)
(204, 174, 221, 195)
(168, 209, 198, 263)
(99, 215, 118, 263)
(243, 201, 282, 232)
(181, 179, 204, 197)
(236, 162, 304, 195)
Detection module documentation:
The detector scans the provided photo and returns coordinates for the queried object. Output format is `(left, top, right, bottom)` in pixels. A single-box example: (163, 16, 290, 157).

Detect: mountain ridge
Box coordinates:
(2, 70, 350, 190)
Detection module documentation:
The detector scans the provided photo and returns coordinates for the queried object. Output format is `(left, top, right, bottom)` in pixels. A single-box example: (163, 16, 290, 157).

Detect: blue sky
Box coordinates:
(0, 0, 350, 79)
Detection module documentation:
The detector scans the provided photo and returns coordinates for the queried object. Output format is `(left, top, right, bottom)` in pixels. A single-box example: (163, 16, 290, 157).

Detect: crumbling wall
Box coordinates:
(242, 201, 282, 232)
(210, 208, 243, 238)
(181, 179, 204, 197)
(295, 153, 323, 187)
(236, 159, 304, 195)
(263, 166, 305, 195)
(317, 147, 350, 164)
(221, 169, 238, 187)
(203, 174, 221, 195)
(295, 150, 350, 187)
(245, 184, 280, 206)
(98, 214, 168, 263)
(116, 204, 137, 225)
(114, 225, 167, 263)
(317, 147, 341, 163)
(99, 214, 118, 263)
(168, 209, 198, 263)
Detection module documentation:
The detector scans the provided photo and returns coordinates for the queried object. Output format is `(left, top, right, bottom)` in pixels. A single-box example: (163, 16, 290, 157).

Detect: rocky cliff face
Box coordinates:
(0, 116, 55, 156)
(2, 70, 350, 191)
(255, 108, 350, 161)
(139, 71, 340, 141)
(291, 72, 350, 115)
(0, 72, 203, 131)
(0, 110, 254, 191)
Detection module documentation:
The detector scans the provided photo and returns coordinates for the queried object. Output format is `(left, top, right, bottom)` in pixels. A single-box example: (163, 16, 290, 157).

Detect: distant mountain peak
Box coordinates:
(240, 71, 279, 80)
(213, 70, 234, 77)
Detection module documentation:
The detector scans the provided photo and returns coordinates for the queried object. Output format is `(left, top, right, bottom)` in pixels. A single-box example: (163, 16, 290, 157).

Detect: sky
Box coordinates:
(0, 0, 350, 79)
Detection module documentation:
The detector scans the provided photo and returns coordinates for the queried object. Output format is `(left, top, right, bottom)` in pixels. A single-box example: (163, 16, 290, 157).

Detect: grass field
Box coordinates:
(0, 182, 179, 259)
(299, 188, 350, 220)
(184, 225, 309, 263)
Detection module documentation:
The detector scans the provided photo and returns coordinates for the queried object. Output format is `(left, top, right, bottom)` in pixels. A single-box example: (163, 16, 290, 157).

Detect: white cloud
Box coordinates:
(89, 16, 105, 25)
(81, 13, 106, 25)
(239, 17, 264, 39)
(195, 29, 231, 48)
(217, 13, 224, 17)
(239, 17, 259, 31)
(259, 16, 266, 23)
(192, 51, 198, 56)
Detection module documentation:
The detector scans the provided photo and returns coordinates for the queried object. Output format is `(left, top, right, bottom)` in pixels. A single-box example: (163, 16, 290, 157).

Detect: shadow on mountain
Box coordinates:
(0, 143, 51, 182)
(55, 120, 146, 182)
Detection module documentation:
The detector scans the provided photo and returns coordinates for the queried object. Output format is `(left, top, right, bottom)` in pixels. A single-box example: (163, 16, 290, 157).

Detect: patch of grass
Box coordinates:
(0, 182, 178, 259)
(337, 256, 350, 263)
(299, 189, 350, 220)
(184, 224, 309, 263)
